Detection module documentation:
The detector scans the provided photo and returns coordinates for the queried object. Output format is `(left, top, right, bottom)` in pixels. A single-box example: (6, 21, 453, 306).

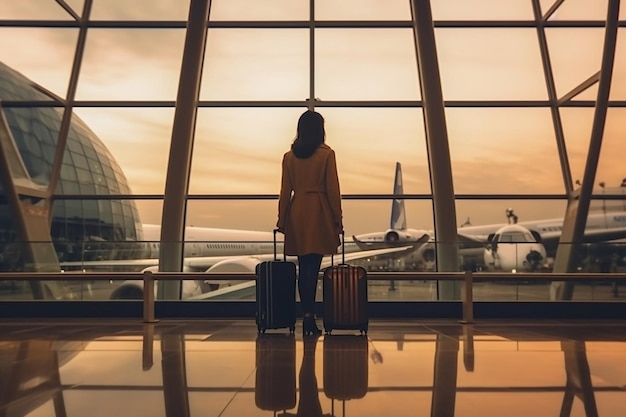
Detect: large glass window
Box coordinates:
(1, 1, 625, 307)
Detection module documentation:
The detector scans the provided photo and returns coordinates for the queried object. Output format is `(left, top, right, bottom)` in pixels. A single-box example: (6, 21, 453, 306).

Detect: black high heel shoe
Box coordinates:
(302, 316, 322, 336)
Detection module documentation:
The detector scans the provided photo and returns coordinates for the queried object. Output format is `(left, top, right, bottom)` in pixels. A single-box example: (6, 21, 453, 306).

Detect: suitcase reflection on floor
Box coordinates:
(323, 335, 369, 416)
(256, 335, 371, 416)
(255, 334, 297, 414)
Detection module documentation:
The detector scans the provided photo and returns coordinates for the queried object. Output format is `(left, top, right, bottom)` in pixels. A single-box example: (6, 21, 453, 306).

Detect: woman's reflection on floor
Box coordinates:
(281, 335, 332, 417)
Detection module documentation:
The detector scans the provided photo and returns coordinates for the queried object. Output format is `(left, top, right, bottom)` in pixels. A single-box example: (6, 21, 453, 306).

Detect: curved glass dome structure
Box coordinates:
(0, 62, 144, 271)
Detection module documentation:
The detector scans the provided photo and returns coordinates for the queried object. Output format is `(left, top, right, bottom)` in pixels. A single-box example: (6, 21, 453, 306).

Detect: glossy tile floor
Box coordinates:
(1, 319, 626, 417)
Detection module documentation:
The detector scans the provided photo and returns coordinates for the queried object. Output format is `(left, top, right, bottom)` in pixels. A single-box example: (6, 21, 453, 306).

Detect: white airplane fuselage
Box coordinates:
(103, 224, 378, 299)
(140, 224, 363, 260)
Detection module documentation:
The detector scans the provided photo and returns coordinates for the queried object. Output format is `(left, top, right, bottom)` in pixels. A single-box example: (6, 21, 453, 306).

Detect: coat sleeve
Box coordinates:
(277, 153, 293, 231)
(325, 150, 343, 231)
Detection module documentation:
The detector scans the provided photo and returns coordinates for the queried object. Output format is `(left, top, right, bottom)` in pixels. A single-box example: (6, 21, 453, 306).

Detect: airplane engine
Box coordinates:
(204, 257, 260, 290)
(109, 280, 144, 299)
(353, 228, 431, 250)
(413, 241, 436, 271)
(109, 265, 199, 299)
(384, 229, 429, 244)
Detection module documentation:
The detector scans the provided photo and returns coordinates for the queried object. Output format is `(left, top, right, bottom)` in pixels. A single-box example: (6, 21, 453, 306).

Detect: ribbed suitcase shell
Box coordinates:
(322, 263, 368, 334)
(255, 334, 296, 412)
(323, 335, 368, 401)
(256, 260, 296, 333)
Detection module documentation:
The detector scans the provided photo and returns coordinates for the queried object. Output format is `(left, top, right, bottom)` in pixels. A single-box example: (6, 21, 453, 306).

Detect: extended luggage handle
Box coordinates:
(273, 228, 287, 262)
(331, 230, 346, 267)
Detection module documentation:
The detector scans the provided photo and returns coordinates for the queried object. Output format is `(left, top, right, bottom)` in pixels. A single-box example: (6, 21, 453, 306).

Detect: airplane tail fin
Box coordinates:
(390, 162, 407, 230)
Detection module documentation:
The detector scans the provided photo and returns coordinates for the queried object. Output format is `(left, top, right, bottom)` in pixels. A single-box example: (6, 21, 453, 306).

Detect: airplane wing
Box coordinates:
(535, 227, 626, 259)
(456, 232, 493, 251)
(538, 227, 626, 245)
(61, 245, 417, 273)
(459, 225, 626, 246)
(60, 255, 237, 271)
(320, 245, 418, 267)
(457, 233, 488, 244)
(188, 245, 419, 301)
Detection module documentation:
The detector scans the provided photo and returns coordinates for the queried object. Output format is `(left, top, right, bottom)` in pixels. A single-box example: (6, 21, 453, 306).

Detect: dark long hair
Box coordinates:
(291, 110, 325, 158)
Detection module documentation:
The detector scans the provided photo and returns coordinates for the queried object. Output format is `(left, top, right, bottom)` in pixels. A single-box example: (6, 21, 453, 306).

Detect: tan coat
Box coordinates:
(277, 144, 343, 256)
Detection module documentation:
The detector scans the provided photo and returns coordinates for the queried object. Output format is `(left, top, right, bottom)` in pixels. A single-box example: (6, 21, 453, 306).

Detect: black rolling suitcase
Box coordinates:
(323, 335, 369, 413)
(255, 334, 297, 413)
(256, 229, 296, 333)
(323, 232, 369, 335)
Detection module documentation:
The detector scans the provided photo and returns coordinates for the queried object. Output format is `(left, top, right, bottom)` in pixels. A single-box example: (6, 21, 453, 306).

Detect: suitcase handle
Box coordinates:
(273, 228, 286, 261)
(331, 230, 346, 266)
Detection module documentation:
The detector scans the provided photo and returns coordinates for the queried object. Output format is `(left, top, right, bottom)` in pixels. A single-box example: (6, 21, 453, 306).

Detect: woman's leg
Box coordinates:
(298, 253, 323, 316)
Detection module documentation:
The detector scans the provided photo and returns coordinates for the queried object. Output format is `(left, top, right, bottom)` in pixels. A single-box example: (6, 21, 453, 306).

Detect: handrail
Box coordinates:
(5, 270, 626, 281)
(2, 270, 626, 323)
(0, 271, 257, 281)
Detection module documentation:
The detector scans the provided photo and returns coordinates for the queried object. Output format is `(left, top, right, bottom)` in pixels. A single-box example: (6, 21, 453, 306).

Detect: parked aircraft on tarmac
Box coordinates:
(67, 228, 416, 299)
(65, 161, 626, 299)
(61, 164, 423, 299)
(352, 163, 626, 272)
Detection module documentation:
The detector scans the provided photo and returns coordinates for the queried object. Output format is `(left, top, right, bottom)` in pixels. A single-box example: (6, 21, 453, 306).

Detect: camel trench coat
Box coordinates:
(277, 144, 343, 256)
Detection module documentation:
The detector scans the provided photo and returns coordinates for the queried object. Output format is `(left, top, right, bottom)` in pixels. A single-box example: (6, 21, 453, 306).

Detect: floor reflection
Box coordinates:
(256, 334, 296, 414)
(322, 335, 368, 416)
(0, 320, 625, 416)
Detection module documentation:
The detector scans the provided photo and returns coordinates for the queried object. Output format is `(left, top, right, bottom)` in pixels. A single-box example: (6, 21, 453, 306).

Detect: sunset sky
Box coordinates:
(1, 0, 625, 235)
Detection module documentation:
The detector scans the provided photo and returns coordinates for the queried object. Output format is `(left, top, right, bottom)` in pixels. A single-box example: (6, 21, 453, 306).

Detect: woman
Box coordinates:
(277, 110, 343, 336)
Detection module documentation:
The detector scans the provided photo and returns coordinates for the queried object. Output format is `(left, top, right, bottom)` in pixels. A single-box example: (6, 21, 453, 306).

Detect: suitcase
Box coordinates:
(255, 334, 297, 412)
(322, 233, 369, 335)
(256, 229, 296, 333)
(323, 335, 369, 403)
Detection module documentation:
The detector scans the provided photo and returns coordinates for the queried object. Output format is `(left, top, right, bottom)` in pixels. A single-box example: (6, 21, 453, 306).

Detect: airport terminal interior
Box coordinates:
(1, 0, 626, 415)
(2, 318, 626, 417)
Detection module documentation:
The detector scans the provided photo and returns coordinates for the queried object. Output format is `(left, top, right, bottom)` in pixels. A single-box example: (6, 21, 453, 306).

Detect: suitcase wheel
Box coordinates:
(289, 326, 295, 333)
(257, 326, 265, 333)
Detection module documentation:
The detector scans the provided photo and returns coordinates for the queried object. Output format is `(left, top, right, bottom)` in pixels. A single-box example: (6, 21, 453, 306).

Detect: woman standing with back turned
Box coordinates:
(277, 110, 343, 336)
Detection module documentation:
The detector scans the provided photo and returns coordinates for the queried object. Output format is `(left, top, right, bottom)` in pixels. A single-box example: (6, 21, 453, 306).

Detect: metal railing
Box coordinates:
(2, 270, 626, 322)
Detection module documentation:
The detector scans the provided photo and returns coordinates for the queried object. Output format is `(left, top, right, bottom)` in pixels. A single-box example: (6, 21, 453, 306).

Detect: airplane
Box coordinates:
(352, 163, 626, 273)
(60, 226, 416, 300)
(59, 165, 423, 299)
(347, 162, 431, 250)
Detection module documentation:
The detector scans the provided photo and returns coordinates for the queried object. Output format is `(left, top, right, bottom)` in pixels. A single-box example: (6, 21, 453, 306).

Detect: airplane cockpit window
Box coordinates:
(497, 232, 535, 243)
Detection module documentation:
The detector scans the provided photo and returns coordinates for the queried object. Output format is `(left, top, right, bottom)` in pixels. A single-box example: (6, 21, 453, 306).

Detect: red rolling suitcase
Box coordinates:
(255, 334, 297, 413)
(323, 335, 369, 410)
(322, 233, 369, 335)
(256, 229, 296, 333)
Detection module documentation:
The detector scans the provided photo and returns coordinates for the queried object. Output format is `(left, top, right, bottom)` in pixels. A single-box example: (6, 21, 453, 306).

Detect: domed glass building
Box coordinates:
(0, 62, 144, 272)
